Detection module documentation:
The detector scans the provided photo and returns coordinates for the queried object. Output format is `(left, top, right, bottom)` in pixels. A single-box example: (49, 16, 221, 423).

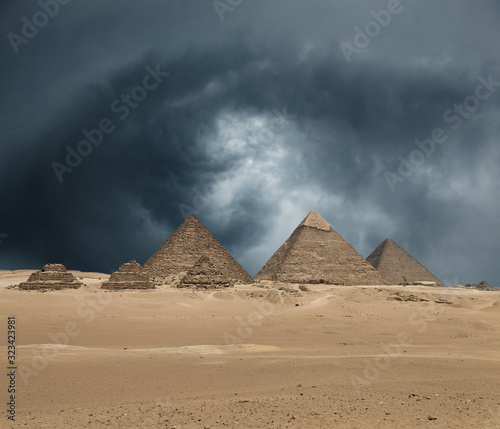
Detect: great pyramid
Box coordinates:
(19, 264, 83, 290)
(179, 256, 233, 289)
(101, 260, 154, 290)
(142, 215, 251, 283)
(255, 210, 386, 285)
(366, 238, 443, 286)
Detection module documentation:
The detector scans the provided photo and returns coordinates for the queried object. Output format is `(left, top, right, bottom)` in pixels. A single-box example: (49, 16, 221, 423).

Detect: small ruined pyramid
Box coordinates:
(101, 260, 154, 290)
(179, 256, 233, 289)
(477, 280, 495, 291)
(255, 210, 386, 285)
(366, 238, 443, 286)
(143, 215, 251, 283)
(19, 264, 83, 290)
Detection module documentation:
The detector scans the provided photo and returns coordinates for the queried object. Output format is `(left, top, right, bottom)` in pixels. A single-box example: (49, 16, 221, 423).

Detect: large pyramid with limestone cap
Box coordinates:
(366, 238, 443, 286)
(143, 215, 251, 283)
(255, 211, 386, 285)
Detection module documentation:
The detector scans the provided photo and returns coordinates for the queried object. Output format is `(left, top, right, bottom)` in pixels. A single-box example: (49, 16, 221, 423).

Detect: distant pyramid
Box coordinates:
(179, 256, 233, 289)
(366, 238, 443, 286)
(255, 211, 386, 285)
(19, 264, 83, 290)
(143, 215, 251, 283)
(475, 281, 495, 291)
(101, 260, 154, 290)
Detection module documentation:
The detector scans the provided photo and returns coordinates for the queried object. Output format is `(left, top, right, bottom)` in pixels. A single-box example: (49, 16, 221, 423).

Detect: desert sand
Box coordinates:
(1, 270, 499, 428)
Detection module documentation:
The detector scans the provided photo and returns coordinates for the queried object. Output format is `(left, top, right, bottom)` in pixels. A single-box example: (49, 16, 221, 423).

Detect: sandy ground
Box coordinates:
(0, 270, 499, 428)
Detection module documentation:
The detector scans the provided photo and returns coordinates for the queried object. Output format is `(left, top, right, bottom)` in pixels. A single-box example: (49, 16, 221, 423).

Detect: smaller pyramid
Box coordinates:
(476, 281, 495, 291)
(19, 264, 83, 290)
(101, 261, 154, 290)
(366, 238, 443, 286)
(178, 256, 233, 289)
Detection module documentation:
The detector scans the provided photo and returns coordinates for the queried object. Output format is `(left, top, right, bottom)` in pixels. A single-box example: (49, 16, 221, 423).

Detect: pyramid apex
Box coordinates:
(299, 210, 332, 231)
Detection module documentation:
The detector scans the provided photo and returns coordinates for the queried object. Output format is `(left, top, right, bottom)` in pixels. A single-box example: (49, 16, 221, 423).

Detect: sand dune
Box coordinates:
(1, 270, 499, 428)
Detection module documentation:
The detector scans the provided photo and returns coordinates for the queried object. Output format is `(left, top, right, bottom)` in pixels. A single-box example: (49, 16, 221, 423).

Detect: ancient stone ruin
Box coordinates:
(477, 281, 495, 291)
(143, 215, 251, 284)
(101, 260, 154, 290)
(464, 281, 496, 291)
(178, 256, 233, 289)
(366, 238, 443, 286)
(255, 210, 386, 285)
(18, 263, 83, 290)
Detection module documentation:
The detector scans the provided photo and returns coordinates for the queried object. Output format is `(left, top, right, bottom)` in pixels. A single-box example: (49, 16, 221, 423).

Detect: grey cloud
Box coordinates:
(0, 0, 498, 285)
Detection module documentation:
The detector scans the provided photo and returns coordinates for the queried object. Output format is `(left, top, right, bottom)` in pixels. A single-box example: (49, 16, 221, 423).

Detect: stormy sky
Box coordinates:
(0, 0, 499, 285)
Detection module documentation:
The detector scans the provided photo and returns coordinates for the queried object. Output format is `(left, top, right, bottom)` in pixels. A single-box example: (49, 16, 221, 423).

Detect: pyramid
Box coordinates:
(179, 256, 233, 289)
(366, 238, 443, 286)
(142, 215, 251, 283)
(101, 260, 154, 290)
(477, 280, 495, 291)
(255, 211, 386, 285)
(19, 264, 83, 290)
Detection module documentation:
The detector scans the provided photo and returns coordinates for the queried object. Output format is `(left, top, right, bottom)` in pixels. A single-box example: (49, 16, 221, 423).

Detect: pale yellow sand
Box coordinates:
(0, 270, 499, 428)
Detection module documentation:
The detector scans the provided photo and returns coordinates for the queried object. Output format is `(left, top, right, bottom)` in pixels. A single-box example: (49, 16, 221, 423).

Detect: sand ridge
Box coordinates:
(0, 270, 499, 428)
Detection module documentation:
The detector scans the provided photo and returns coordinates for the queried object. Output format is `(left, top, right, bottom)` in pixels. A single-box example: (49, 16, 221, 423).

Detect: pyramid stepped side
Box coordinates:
(366, 239, 443, 286)
(254, 224, 305, 281)
(365, 240, 386, 270)
(255, 211, 386, 285)
(256, 211, 328, 281)
(101, 261, 154, 290)
(179, 256, 233, 289)
(143, 215, 251, 283)
(19, 264, 83, 290)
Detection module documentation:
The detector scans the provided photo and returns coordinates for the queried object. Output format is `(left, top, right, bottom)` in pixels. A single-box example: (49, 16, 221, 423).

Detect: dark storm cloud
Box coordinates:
(0, 0, 499, 285)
